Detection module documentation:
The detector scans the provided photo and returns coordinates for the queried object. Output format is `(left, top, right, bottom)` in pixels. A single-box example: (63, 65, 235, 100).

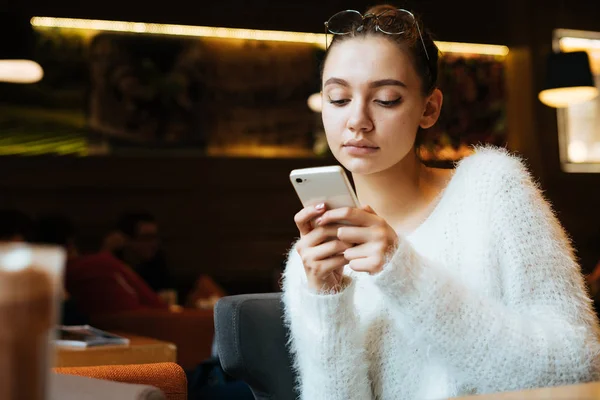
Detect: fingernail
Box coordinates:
(315, 203, 325, 210)
(315, 217, 322, 226)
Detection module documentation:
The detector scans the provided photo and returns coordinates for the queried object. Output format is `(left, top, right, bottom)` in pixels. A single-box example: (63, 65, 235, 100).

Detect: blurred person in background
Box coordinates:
(103, 211, 176, 303)
(103, 211, 226, 309)
(34, 213, 171, 319)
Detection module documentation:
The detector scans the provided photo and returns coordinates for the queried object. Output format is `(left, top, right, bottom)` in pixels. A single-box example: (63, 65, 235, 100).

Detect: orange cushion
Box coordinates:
(53, 362, 186, 400)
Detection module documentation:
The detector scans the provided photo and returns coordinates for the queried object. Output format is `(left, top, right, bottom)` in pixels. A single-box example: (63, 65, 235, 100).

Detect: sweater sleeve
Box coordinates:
(281, 244, 372, 400)
(369, 153, 600, 394)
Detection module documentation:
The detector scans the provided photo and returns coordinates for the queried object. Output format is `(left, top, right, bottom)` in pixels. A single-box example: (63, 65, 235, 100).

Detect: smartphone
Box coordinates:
(289, 165, 360, 210)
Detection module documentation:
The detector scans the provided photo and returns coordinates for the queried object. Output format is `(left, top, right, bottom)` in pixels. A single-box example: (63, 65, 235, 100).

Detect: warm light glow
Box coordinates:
(307, 92, 322, 113)
(436, 42, 509, 57)
(568, 140, 589, 163)
(31, 17, 325, 47)
(207, 145, 314, 158)
(419, 143, 475, 161)
(0, 60, 44, 83)
(31, 16, 509, 56)
(590, 143, 600, 162)
(560, 37, 600, 51)
(538, 86, 599, 108)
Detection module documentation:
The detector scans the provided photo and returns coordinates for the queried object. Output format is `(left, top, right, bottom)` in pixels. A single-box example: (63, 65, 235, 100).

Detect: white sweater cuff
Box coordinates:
(296, 276, 357, 339)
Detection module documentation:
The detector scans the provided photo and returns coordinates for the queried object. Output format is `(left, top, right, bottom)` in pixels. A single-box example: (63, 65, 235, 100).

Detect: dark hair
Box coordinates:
(0, 209, 33, 241)
(116, 212, 156, 238)
(322, 4, 439, 96)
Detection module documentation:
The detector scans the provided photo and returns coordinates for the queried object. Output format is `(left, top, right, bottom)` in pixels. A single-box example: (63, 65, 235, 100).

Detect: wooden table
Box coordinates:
(455, 381, 600, 399)
(54, 332, 177, 368)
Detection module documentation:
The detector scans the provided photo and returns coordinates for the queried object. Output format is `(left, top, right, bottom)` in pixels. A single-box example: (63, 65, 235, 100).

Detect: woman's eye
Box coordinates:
(375, 97, 402, 107)
(328, 98, 350, 106)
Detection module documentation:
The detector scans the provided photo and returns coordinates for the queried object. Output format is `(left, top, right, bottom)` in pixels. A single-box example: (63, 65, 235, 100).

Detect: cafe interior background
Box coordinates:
(1, 0, 600, 298)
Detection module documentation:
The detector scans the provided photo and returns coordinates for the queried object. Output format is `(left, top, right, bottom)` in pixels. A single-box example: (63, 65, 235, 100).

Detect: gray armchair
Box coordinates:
(214, 293, 299, 400)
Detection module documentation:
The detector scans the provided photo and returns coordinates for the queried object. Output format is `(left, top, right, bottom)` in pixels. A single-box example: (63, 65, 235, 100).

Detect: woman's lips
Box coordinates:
(343, 145, 380, 155)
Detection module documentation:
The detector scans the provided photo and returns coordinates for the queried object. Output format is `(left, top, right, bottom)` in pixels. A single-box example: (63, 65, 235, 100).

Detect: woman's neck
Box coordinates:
(352, 151, 447, 233)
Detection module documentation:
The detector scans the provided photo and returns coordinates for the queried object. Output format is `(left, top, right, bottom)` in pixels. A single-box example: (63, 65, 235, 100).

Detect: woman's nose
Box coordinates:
(346, 101, 373, 133)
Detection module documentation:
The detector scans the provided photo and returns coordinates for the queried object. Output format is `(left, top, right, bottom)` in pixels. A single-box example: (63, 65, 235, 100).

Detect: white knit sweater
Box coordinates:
(282, 147, 600, 399)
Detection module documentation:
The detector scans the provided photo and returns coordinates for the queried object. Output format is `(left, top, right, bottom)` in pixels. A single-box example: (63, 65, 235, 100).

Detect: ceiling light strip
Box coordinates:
(31, 16, 509, 56)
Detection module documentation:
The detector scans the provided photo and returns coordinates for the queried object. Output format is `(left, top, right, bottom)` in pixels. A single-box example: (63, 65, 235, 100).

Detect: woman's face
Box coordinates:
(321, 35, 440, 175)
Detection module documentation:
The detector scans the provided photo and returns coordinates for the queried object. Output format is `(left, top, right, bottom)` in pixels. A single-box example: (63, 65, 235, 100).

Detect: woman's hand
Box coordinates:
(318, 205, 398, 275)
(294, 203, 353, 293)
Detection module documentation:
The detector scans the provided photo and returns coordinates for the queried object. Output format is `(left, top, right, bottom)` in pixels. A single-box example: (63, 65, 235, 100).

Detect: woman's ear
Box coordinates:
(419, 88, 443, 129)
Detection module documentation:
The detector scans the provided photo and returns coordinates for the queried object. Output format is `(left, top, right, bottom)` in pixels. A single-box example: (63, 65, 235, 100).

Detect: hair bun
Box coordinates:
(365, 4, 399, 15)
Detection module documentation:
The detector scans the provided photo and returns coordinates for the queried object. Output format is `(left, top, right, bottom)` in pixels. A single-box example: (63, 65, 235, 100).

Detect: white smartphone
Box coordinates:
(289, 165, 360, 210)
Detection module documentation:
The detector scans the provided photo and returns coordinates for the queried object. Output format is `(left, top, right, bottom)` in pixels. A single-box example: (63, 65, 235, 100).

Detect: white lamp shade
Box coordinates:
(539, 51, 598, 108)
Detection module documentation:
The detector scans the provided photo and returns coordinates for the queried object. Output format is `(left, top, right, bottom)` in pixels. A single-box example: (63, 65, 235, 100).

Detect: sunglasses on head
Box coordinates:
(324, 8, 430, 60)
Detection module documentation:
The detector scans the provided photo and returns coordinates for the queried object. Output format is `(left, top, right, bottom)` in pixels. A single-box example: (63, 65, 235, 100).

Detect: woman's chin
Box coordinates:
(339, 156, 386, 176)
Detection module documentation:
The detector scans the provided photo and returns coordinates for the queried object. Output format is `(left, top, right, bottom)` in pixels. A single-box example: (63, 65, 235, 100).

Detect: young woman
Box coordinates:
(282, 4, 600, 399)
